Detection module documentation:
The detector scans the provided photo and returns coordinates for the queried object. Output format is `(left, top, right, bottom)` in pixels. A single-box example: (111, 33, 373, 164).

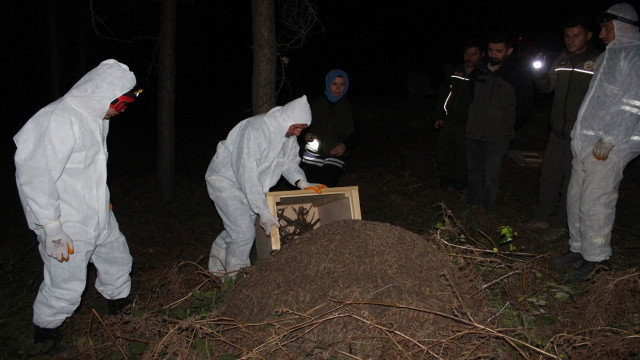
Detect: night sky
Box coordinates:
(1, 0, 625, 174)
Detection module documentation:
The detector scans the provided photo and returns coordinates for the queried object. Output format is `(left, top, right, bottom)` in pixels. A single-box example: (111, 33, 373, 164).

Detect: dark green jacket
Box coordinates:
(306, 96, 358, 158)
(466, 59, 534, 143)
(533, 45, 601, 139)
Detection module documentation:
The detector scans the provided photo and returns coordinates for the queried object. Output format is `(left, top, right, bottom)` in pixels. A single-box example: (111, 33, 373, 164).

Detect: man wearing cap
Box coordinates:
(205, 95, 326, 282)
(14, 59, 140, 351)
(551, 3, 640, 281)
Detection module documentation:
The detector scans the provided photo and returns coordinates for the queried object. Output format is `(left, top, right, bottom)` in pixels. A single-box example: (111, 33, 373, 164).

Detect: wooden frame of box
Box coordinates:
(255, 186, 361, 258)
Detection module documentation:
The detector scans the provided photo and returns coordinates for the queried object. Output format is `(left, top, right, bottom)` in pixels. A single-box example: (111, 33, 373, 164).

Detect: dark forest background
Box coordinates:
(1, 0, 616, 191)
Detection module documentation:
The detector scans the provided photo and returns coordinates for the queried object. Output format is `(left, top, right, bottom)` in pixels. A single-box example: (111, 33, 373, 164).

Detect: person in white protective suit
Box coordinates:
(205, 95, 326, 280)
(550, 3, 640, 281)
(14, 59, 140, 350)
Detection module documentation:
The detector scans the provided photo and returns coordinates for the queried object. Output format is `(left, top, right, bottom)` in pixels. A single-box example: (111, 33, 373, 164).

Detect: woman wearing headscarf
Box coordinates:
(301, 69, 361, 187)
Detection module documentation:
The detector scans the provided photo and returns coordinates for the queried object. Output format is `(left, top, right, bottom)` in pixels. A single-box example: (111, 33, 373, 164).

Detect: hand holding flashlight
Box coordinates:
(532, 53, 546, 70)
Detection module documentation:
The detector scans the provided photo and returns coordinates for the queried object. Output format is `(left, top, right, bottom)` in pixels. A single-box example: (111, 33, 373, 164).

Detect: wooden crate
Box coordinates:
(255, 186, 361, 258)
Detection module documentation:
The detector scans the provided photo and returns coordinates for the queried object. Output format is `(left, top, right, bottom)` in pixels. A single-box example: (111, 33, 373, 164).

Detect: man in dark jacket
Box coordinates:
(465, 32, 534, 213)
(432, 40, 485, 191)
(529, 15, 601, 233)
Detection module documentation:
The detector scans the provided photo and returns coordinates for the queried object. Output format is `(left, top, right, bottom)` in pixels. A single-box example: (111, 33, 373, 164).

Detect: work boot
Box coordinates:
(107, 297, 132, 315)
(571, 260, 610, 282)
(550, 251, 584, 268)
(34, 325, 63, 355)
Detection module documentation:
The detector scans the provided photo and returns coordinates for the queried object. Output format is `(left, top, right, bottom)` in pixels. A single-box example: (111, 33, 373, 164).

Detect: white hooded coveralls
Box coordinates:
(567, 3, 640, 262)
(14, 59, 135, 328)
(205, 95, 311, 278)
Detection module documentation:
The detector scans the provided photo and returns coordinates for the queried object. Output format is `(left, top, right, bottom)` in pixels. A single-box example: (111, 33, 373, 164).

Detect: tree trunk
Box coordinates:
(47, 0, 60, 99)
(251, 0, 277, 115)
(157, 0, 177, 201)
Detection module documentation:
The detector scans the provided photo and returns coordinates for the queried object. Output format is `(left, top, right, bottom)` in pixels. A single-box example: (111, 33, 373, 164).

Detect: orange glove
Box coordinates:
(297, 180, 327, 194)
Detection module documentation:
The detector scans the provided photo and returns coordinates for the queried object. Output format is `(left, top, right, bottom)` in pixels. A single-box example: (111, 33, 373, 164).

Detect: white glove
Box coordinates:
(43, 219, 74, 262)
(259, 212, 280, 236)
(592, 138, 614, 161)
(297, 180, 328, 194)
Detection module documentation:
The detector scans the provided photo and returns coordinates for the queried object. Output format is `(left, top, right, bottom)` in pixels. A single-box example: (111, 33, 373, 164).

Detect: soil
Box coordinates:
(1, 95, 639, 359)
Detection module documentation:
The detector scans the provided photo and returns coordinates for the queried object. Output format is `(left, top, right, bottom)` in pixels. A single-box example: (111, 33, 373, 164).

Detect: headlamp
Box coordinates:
(532, 60, 543, 69)
(109, 88, 143, 112)
(596, 11, 639, 26)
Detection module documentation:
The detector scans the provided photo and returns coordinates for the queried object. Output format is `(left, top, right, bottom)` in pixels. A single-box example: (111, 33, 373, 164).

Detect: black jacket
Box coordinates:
(432, 64, 482, 124)
(466, 59, 534, 143)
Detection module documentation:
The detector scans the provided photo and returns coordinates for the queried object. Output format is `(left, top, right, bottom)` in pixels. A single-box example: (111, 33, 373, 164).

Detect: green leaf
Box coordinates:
(547, 282, 576, 295)
(498, 225, 516, 239)
(129, 341, 148, 355)
(526, 296, 547, 306)
(553, 291, 571, 301)
(108, 348, 125, 359)
(192, 289, 210, 300)
(192, 299, 209, 308)
(173, 308, 190, 320)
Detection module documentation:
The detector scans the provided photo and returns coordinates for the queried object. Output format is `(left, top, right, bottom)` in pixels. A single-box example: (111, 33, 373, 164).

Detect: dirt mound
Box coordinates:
(216, 219, 504, 359)
(222, 220, 468, 319)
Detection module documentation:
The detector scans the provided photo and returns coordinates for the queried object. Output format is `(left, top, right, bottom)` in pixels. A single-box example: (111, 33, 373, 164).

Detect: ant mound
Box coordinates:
(218, 219, 498, 359)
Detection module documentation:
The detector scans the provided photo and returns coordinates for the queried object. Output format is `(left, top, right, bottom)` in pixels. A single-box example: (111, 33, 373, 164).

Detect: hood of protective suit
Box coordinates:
(64, 59, 136, 118)
(263, 95, 311, 138)
(606, 3, 640, 48)
(14, 59, 136, 243)
(205, 95, 311, 217)
(571, 3, 640, 151)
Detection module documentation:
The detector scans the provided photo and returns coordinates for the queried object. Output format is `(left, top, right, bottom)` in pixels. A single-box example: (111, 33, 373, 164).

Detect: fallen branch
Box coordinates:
(89, 309, 129, 360)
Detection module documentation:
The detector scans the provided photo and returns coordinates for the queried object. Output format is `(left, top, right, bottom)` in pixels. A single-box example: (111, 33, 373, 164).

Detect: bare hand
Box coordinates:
(330, 143, 345, 156)
(593, 139, 614, 161)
